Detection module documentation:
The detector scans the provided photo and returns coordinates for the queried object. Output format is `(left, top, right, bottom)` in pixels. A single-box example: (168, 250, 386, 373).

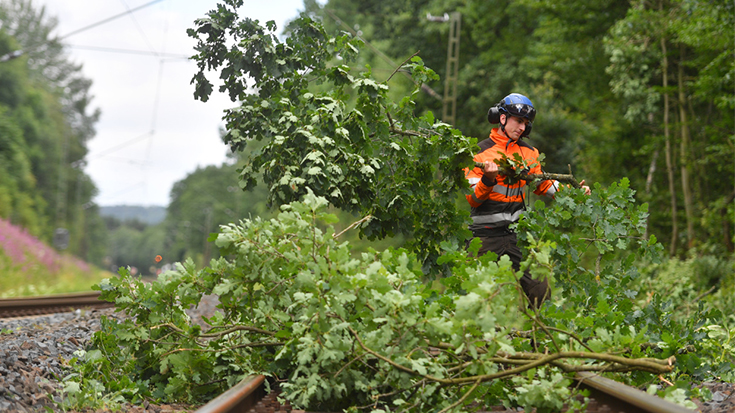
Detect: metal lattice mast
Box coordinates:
(442, 12, 461, 125)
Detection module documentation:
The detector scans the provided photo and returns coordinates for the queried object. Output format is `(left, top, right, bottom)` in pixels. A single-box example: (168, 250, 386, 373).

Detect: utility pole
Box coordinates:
(54, 131, 70, 250)
(428, 12, 461, 125)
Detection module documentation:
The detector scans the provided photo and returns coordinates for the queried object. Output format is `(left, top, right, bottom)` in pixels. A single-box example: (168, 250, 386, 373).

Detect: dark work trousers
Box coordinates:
(468, 233, 551, 308)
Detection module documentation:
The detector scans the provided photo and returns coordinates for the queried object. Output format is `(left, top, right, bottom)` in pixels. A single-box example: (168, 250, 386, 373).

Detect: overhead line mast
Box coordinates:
(322, 8, 443, 101)
(443, 12, 461, 126)
(428, 12, 461, 125)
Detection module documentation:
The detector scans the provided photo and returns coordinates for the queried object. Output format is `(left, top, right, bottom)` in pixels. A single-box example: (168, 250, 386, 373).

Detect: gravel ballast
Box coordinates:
(0, 308, 117, 412)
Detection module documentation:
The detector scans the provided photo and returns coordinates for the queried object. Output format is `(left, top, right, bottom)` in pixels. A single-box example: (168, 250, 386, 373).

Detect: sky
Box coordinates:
(39, 0, 308, 207)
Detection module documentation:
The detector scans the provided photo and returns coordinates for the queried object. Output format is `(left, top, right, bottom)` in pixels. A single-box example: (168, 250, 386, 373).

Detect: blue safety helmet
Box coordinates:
(487, 93, 536, 137)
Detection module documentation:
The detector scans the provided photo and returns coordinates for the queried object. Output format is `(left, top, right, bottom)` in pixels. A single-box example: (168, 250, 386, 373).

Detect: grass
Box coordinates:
(0, 218, 113, 298)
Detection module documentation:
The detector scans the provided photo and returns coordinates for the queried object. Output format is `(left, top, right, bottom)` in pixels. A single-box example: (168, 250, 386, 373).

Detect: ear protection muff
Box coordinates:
(487, 105, 501, 124)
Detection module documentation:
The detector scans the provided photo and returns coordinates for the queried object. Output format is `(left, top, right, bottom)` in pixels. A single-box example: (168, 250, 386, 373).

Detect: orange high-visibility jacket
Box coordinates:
(464, 128, 559, 236)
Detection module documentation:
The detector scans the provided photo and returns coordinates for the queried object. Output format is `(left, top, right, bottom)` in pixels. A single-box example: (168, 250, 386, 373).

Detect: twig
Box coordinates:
(438, 379, 481, 413)
(387, 112, 396, 129)
(197, 324, 276, 337)
(334, 215, 373, 239)
(231, 341, 284, 349)
(516, 326, 595, 353)
(371, 378, 427, 402)
(385, 51, 420, 83)
(391, 127, 424, 138)
(334, 353, 365, 378)
(264, 274, 297, 295)
(693, 285, 716, 302)
(659, 375, 674, 386)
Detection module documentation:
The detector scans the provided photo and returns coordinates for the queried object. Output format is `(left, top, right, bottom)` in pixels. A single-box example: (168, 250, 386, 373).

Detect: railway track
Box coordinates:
(0, 291, 114, 318)
(1, 295, 698, 413)
(193, 372, 697, 413)
(575, 372, 695, 413)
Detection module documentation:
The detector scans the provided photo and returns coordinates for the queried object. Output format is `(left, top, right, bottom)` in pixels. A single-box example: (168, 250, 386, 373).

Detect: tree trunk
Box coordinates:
(661, 36, 678, 256)
(723, 191, 735, 253)
(677, 44, 695, 250)
(644, 112, 659, 195)
(644, 112, 658, 241)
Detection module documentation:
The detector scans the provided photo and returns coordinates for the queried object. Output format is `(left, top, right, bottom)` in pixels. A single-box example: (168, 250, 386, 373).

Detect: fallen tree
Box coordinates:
(75, 190, 681, 412)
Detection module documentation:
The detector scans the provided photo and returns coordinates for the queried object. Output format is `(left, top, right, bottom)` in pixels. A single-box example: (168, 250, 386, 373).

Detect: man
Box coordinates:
(464, 93, 589, 308)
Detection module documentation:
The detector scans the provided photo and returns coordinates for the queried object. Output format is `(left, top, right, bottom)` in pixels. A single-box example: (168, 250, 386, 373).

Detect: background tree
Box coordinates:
(299, 0, 733, 257)
(0, 0, 106, 264)
(104, 217, 163, 276)
(164, 162, 272, 267)
(604, 0, 734, 256)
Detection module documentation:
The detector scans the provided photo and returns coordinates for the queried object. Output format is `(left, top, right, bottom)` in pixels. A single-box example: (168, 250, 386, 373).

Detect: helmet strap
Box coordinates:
(499, 115, 512, 140)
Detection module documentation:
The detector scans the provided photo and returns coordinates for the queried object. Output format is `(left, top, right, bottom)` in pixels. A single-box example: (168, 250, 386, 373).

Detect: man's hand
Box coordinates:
(482, 161, 499, 182)
(580, 180, 591, 195)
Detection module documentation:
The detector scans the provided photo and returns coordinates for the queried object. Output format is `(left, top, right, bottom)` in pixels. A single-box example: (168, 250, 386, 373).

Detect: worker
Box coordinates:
(465, 93, 590, 308)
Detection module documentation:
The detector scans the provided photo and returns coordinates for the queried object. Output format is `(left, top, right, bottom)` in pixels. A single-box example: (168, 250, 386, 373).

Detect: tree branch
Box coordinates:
(385, 51, 420, 83)
(349, 326, 676, 388)
(334, 215, 373, 239)
(474, 162, 583, 188)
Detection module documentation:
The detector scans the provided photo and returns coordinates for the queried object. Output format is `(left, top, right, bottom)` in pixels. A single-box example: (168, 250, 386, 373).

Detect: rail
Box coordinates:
(195, 375, 266, 413)
(193, 372, 697, 413)
(0, 291, 113, 318)
(1, 293, 697, 413)
(575, 371, 696, 413)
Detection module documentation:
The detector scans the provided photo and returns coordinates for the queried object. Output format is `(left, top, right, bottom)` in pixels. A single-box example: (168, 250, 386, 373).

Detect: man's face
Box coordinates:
(501, 114, 529, 141)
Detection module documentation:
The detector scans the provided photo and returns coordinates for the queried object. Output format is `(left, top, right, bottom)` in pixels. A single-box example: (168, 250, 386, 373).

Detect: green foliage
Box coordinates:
(164, 162, 275, 267)
(517, 178, 662, 292)
(634, 254, 735, 382)
(62, 186, 728, 411)
(509, 368, 579, 412)
(189, 6, 476, 272)
(105, 222, 166, 277)
(59, 343, 148, 410)
(0, 0, 106, 264)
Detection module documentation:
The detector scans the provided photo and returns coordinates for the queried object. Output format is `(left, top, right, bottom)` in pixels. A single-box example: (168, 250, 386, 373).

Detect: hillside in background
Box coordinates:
(0, 217, 112, 297)
(100, 206, 167, 225)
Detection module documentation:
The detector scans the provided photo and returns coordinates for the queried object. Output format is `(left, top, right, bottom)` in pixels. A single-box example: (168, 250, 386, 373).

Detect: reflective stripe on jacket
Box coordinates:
(464, 128, 558, 236)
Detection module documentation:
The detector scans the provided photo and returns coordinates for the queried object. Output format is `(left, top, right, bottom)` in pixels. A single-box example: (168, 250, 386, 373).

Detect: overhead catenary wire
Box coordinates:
(56, 0, 164, 42)
(63, 44, 189, 59)
(119, 0, 160, 56)
(88, 131, 154, 160)
(62, 0, 174, 205)
(0, 0, 165, 61)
